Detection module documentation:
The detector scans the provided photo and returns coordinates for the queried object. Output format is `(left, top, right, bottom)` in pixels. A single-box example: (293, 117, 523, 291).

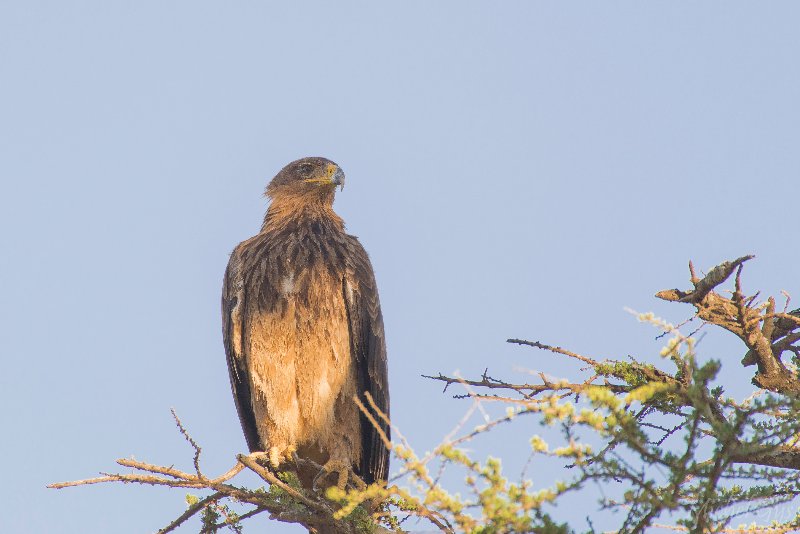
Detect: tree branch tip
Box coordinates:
(655, 289, 685, 301)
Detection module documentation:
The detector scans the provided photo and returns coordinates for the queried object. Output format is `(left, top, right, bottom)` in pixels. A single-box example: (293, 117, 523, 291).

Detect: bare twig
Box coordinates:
(171, 408, 203, 479)
(157, 492, 223, 534)
(506, 338, 599, 366)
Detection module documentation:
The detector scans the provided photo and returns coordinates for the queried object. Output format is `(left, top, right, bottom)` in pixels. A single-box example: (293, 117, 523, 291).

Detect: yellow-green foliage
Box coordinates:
(625, 382, 673, 405)
(594, 361, 655, 387)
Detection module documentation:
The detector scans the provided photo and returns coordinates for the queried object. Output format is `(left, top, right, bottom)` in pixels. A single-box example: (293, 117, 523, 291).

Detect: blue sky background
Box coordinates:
(2, 2, 799, 532)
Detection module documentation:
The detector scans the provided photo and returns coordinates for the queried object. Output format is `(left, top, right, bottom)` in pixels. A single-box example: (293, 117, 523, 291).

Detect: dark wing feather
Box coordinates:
(344, 238, 390, 484)
(222, 249, 261, 452)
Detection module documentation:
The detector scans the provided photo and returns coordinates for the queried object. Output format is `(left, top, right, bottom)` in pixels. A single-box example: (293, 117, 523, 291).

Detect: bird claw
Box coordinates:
(312, 459, 351, 492)
(253, 446, 296, 469)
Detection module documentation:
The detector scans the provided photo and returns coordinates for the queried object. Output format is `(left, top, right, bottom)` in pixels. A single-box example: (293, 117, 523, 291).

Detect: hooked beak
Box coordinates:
(331, 168, 345, 191)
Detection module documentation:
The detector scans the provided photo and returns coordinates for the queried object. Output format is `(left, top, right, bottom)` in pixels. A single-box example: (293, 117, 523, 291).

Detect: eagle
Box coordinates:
(222, 157, 390, 489)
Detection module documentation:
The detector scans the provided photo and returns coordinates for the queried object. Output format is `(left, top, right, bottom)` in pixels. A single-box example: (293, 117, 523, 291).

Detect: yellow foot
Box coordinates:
(313, 458, 364, 491)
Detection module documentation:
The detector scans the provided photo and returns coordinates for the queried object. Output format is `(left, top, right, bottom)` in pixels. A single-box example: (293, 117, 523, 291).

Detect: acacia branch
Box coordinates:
(49, 415, 402, 534)
(506, 338, 599, 365)
(423, 371, 630, 399)
(158, 492, 223, 534)
(657, 255, 800, 394)
(50, 452, 396, 533)
(729, 445, 800, 471)
(424, 255, 800, 532)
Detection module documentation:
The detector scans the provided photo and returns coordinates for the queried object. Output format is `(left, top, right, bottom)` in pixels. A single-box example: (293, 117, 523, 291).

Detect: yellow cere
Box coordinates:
(303, 164, 338, 184)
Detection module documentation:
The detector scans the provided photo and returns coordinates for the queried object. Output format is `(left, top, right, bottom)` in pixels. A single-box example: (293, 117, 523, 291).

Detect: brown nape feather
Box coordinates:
(260, 195, 344, 235)
(222, 157, 390, 488)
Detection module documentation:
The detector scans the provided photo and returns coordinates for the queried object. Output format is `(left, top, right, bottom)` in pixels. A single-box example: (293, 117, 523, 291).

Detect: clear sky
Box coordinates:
(2, 2, 799, 533)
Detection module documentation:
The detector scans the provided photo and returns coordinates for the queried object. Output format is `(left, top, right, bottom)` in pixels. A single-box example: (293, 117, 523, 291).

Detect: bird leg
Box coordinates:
(313, 457, 357, 492)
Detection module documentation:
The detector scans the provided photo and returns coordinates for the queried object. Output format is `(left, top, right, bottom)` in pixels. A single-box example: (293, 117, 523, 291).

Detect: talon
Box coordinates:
(312, 465, 329, 492)
(313, 459, 351, 492)
(350, 472, 367, 492)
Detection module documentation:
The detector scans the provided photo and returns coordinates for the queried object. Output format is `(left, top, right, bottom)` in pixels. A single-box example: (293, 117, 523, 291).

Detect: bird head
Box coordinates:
(266, 157, 345, 205)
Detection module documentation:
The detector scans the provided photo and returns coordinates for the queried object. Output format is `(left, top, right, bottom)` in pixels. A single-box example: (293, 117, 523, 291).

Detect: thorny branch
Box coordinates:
(49, 412, 396, 534)
(425, 256, 800, 532)
(656, 256, 800, 394)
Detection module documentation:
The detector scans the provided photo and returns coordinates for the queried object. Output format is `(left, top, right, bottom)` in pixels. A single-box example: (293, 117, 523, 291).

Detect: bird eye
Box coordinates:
(298, 163, 314, 176)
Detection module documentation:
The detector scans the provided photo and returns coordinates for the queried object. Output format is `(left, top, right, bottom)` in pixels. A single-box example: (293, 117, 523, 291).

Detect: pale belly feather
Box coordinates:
(245, 268, 359, 464)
